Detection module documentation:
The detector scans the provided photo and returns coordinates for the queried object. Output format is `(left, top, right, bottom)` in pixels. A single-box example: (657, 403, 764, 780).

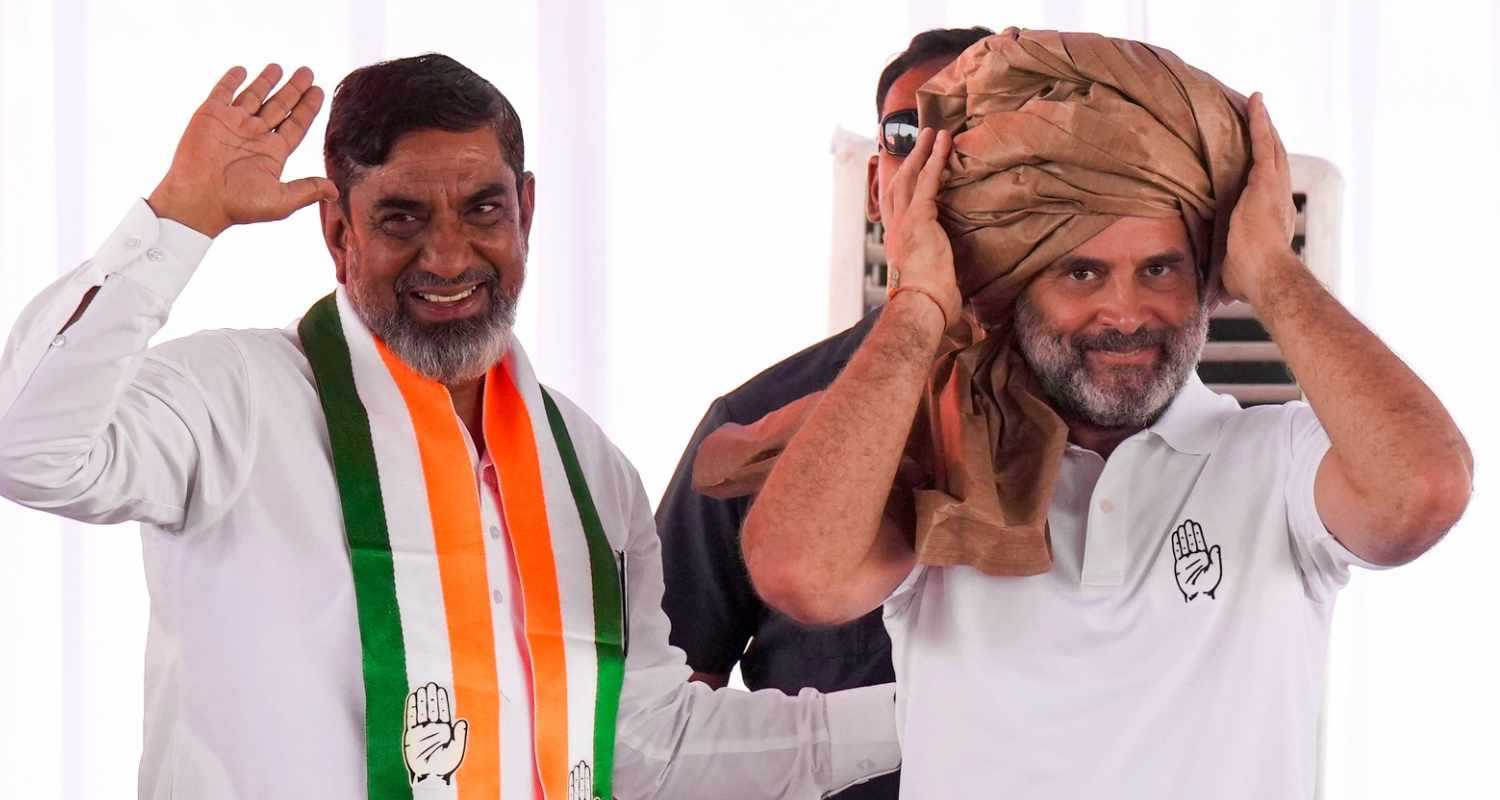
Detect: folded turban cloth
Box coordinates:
(694, 28, 1252, 575)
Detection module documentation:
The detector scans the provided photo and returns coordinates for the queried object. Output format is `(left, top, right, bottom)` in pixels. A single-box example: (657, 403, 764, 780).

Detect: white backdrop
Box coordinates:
(1, 1, 1495, 797)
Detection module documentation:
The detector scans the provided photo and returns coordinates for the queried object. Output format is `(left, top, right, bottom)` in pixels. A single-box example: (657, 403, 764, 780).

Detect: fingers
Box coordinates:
(424, 681, 441, 725)
(436, 684, 451, 724)
(913, 129, 952, 203)
(279, 177, 340, 214)
(274, 84, 326, 153)
(885, 128, 936, 213)
(414, 683, 429, 725)
(1171, 527, 1182, 560)
(1191, 520, 1207, 554)
(1248, 92, 1290, 176)
(1247, 93, 1274, 165)
(451, 719, 469, 753)
(206, 66, 248, 106)
(233, 64, 284, 112)
(257, 66, 314, 127)
(407, 690, 419, 728)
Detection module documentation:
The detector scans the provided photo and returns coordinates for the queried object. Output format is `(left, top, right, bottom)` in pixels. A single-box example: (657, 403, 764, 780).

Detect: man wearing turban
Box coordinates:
(700, 29, 1473, 796)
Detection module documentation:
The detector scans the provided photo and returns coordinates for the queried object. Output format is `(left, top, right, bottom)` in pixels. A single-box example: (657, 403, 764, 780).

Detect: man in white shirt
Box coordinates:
(734, 31, 1473, 798)
(0, 55, 897, 799)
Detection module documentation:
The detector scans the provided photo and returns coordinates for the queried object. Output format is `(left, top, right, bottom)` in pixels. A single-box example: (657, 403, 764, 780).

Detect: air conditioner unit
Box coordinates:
(828, 128, 1345, 407)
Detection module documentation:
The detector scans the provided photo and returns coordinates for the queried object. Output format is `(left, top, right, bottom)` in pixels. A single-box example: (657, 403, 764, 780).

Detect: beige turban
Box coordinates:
(695, 29, 1251, 575)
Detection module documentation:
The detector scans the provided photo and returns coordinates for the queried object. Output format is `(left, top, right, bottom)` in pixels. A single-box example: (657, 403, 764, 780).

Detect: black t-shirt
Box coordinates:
(655, 310, 898, 799)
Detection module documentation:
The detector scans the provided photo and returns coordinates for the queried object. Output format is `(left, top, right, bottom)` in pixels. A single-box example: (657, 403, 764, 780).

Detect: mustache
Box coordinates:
(394, 267, 498, 294)
(1072, 326, 1170, 353)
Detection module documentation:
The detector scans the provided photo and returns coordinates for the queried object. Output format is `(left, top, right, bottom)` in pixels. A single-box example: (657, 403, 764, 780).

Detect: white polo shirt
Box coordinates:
(885, 375, 1379, 799)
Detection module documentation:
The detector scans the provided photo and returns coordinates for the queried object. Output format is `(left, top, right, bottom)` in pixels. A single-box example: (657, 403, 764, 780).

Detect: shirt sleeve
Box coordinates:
(653, 397, 762, 676)
(614, 457, 901, 799)
(1284, 402, 1390, 602)
(0, 200, 253, 531)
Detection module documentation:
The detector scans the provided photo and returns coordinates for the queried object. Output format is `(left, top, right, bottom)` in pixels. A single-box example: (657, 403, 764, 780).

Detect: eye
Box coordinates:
(1143, 261, 1183, 280)
(1068, 267, 1098, 282)
(467, 202, 504, 224)
(379, 213, 423, 238)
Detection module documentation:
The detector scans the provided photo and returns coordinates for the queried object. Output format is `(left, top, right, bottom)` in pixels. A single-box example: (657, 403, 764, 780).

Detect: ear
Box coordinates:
(865, 154, 882, 223)
(517, 170, 536, 246)
(320, 198, 351, 285)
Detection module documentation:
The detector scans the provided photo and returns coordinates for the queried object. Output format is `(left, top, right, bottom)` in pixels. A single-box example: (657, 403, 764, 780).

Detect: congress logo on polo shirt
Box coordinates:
(403, 681, 469, 786)
(1170, 519, 1223, 602)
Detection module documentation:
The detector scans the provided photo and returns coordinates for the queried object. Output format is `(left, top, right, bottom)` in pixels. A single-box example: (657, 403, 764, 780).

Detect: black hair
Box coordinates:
(323, 53, 524, 205)
(875, 26, 995, 115)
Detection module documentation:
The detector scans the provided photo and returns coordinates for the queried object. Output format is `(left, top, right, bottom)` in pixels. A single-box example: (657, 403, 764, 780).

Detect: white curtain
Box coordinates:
(1, 1, 1495, 796)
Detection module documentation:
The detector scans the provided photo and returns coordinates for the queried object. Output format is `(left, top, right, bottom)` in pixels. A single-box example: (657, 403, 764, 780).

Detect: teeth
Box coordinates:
(417, 286, 478, 304)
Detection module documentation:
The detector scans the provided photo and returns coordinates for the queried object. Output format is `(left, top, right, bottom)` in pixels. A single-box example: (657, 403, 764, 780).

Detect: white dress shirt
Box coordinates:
(885, 375, 1381, 799)
(0, 201, 900, 800)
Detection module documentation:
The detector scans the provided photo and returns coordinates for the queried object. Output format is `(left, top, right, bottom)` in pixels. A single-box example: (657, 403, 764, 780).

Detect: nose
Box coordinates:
(416, 214, 474, 280)
(1094, 274, 1150, 334)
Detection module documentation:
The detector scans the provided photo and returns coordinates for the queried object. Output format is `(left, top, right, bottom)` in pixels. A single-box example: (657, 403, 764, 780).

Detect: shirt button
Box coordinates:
(146, 247, 165, 262)
(488, 525, 501, 539)
(50, 335, 66, 348)
(492, 589, 504, 605)
(124, 236, 142, 249)
(1098, 499, 1115, 513)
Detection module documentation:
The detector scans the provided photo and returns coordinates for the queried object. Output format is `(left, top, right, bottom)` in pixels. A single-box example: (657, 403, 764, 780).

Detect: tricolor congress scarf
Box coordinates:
(299, 289, 625, 800)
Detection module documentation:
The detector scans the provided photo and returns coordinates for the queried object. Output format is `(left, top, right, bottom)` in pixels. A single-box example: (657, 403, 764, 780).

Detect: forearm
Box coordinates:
(0, 202, 209, 522)
(742, 294, 940, 621)
(1252, 253, 1472, 530)
(614, 681, 899, 800)
(620, 491, 901, 799)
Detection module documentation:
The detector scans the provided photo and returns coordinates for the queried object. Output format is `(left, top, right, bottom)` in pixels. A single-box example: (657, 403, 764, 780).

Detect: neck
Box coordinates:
(1060, 412, 1143, 460)
(447, 377, 486, 452)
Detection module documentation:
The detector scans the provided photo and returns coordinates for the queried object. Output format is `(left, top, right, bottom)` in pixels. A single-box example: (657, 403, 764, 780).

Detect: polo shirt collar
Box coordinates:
(1143, 373, 1240, 455)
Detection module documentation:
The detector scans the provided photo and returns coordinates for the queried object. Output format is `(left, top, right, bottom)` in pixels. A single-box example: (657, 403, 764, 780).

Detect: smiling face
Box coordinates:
(322, 126, 535, 384)
(1015, 216, 1209, 430)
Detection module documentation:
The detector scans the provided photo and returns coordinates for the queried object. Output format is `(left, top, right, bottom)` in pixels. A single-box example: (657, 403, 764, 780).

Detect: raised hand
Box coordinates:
(1171, 520, 1222, 602)
(570, 759, 594, 800)
(878, 127, 962, 331)
(147, 64, 339, 238)
(402, 682, 469, 785)
(1221, 92, 1300, 306)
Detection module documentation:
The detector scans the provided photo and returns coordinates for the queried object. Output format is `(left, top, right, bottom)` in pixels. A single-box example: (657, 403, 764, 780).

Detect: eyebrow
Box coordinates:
(1052, 248, 1191, 272)
(369, 182, 511, 214)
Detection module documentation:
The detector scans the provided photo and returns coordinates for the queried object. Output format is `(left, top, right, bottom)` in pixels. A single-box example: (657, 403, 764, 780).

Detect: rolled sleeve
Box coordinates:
(1285, 403, 1389, 601)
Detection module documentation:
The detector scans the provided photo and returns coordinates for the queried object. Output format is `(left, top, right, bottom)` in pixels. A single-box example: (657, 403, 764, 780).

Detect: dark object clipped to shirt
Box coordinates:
(655, 309, 898, 800)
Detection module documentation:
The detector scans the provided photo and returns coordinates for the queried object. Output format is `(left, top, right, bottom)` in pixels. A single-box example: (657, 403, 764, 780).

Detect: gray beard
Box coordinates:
(1014, 297, 1209, 429)
(348, 267, 518, 385)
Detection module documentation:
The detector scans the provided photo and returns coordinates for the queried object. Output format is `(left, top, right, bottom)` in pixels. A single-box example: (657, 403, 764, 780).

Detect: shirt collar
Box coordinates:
(1142, 373, 1240, 455)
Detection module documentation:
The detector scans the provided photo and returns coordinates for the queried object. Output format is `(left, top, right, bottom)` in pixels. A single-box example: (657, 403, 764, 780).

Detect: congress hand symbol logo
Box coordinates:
(1171, 519, 1222, 602)
(403, 682, 469, 786)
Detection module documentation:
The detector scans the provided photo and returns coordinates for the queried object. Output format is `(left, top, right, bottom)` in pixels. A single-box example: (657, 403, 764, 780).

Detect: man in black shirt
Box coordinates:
(654, 26, 994, 798)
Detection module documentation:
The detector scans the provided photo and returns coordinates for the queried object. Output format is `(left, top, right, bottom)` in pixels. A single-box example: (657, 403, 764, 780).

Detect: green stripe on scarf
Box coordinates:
(299, 295, 413, 800)
(541, 389, 625, 800)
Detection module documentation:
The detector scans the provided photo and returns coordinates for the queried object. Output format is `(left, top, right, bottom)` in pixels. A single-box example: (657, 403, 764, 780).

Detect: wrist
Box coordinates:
(1241, 249, 1308, 310)
(146, 178, 228, 238)
(884, 290, 946, 355)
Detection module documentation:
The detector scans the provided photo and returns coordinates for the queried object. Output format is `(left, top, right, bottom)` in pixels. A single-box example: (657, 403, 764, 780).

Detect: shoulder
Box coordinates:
(716, 309, 881, 422)
(539, 385, 646, 504)
(143, 326, 289, 379)
(1214, 399, 1322, 447)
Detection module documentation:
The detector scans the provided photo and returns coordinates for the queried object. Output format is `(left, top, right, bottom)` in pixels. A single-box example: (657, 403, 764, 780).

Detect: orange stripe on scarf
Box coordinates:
(377, 342, 502, 799)
(484, 365, 570, 800)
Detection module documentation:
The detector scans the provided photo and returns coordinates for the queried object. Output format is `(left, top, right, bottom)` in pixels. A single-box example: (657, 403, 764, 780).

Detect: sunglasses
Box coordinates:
(879, 109, 920, 157)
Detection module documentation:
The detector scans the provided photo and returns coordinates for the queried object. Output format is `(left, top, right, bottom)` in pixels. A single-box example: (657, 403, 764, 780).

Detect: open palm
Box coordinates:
(149, 64, 337, 237)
